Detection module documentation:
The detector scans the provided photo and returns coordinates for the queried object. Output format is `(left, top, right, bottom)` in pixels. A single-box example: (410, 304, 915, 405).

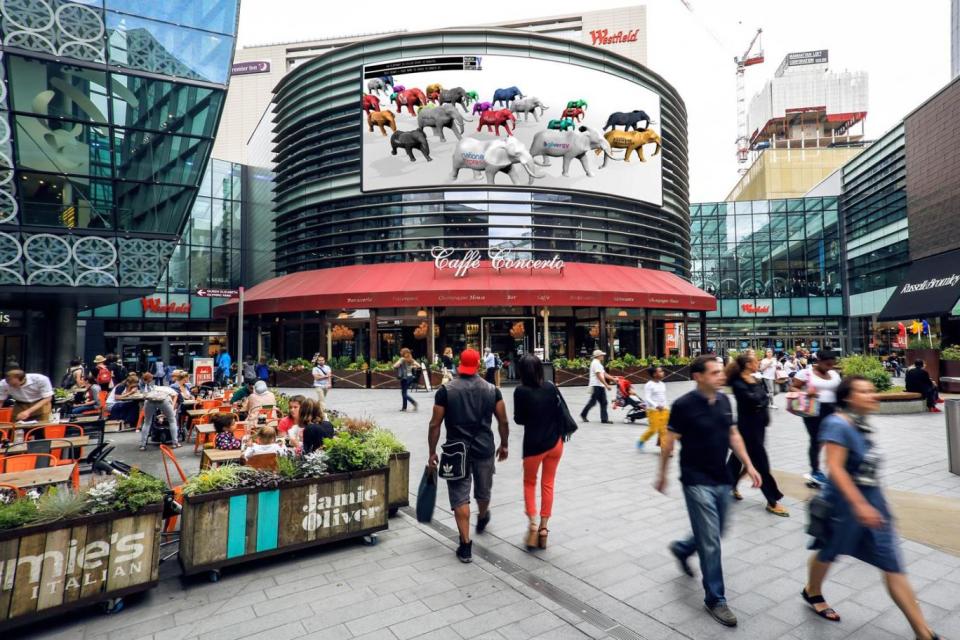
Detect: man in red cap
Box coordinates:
(428, 348, 509, 563)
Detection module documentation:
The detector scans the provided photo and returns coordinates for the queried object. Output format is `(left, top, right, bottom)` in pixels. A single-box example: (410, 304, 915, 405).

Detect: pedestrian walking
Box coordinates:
(803, 376, 941, 640)
(580, 349, 616, 423)
(312, 355, 332, 404)
(242, 355, 256, 381)
(440, 347, 455, 383)
(726, 354, 789, 516)
(427, 348, 509, 563)
(513, 354, 564, 551)
(759, 348, 780, 409)
(655, 355, 761, 628)
(0, 369, 54, 421)
(905, 359, 942, 413)
(393, 348, 419, 412)
(215, 349, 231, 385)
(793, 350, 841, 487)
(483, 347, 497, 384)
(637, 365, 669, 449)
(255, 357, 270, 382)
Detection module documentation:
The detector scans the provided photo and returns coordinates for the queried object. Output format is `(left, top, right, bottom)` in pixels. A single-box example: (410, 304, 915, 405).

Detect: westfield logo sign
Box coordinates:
(141, 297, 190, 314)
(589, 29, 640, 46)
(741, 303, 770, 314)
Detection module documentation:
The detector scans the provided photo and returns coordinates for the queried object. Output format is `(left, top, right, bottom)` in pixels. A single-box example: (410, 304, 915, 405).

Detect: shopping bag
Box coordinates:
(785, 391, 819, 417)
(416, 465, 438, 523)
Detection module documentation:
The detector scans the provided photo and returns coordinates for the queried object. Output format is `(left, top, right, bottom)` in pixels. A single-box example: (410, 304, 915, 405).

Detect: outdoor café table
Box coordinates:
(3, 435, 90, 455)
(193, 422, 217, 453)
(0, 464, 74, 491)
(200, 448, 243, 470)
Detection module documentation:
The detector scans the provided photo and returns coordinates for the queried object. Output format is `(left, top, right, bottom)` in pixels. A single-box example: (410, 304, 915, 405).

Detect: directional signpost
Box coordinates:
(195, 288, 239, 298)
(196, 288, 243, 383)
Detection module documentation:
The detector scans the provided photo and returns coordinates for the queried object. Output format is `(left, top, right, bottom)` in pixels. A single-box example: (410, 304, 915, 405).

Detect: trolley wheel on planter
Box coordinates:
(208, 569, 221, 583)
(361, 534, 379, 546)
(101, 597, 124, 614)
(388, 506, 399, 518)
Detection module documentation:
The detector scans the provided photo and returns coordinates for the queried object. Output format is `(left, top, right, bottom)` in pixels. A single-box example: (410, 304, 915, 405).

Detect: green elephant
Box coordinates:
(547, 118, 575, 131)
(566, 99, 588, 110)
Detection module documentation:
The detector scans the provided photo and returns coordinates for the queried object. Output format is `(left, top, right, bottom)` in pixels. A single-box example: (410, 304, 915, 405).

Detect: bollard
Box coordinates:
(947, 399, 960, 475)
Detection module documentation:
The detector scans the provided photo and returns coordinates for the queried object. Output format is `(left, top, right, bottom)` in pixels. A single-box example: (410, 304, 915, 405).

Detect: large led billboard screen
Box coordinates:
(361, 55, 663, 206)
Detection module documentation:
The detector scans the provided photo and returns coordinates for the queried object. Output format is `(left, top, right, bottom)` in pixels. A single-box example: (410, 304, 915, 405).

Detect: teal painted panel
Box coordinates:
(255, 489, 280, 552)
(227, 494, 247, 558)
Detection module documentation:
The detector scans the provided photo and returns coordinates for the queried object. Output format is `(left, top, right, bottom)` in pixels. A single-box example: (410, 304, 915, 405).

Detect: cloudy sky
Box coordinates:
(236, 0, 951, 201)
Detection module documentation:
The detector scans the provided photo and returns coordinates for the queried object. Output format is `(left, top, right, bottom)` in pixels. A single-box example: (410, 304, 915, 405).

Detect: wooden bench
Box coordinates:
(876, 391, 925, 414)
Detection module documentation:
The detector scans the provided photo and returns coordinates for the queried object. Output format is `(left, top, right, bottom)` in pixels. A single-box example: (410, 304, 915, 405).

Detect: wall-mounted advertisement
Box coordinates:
(361, 55, 663, 206)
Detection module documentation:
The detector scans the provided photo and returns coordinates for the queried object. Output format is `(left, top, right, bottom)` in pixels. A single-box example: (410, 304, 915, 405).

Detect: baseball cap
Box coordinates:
(592, 349, 606, 358)
(458, 349, 481, 375)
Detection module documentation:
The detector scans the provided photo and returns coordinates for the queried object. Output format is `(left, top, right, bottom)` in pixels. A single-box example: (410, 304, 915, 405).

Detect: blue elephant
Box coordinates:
(492, 86, 524, 108)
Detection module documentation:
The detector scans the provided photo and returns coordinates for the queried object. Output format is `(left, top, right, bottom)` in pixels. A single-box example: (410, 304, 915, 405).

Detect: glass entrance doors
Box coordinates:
(481, 317, 535, 383)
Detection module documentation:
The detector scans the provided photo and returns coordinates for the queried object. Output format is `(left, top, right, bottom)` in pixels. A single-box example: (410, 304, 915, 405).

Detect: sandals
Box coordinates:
(525, 525, 539, 551)
(537, 528, 549, 549)
(802, 588, 840, 622)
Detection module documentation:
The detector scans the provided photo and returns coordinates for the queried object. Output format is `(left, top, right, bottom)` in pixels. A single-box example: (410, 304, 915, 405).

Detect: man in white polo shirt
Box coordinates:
(580, 350, 616, 424)
(0, 369, 54, 421)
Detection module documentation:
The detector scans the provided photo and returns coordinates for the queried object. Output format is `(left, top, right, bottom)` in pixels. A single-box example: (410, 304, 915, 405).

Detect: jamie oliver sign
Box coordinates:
(431, 247, 564, 278)
(231, 60, 271, 75)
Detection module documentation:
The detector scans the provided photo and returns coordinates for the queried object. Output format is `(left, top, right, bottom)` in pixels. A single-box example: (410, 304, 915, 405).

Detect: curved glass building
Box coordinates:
(221, 29, 713, 368)
(0, 0, 239, 371)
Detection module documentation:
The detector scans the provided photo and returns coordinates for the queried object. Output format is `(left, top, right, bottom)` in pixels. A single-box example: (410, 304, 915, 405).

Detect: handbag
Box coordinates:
(554, 384, 579, 441)
(806, 493, 833, 543)
(786, 373, 820, 418)
(416, 465, 438, 523)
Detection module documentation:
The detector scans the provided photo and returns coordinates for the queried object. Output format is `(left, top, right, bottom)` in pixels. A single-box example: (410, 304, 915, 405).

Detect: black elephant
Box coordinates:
(439, 87, 471, 113)
(390, 129, 432, 162)
(380, 74, 395, 88)
(603, 110, 651, 131)
(492, 86, 523, 108)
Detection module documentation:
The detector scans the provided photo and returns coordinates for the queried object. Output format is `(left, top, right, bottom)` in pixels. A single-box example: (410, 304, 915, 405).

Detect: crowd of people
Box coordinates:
(423, 347, 945, 638)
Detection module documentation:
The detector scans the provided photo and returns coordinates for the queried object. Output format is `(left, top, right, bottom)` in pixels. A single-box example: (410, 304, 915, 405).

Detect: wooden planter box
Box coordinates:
(940, 360, 960, 392)
(370, 371, 401, 389)
(0, 505, 162, 631)
(554, 368, 589, 387)
(387, 453, 410, 516)
(273, 370, 314, 388)
(178, 468, 389, 577)
(607, 367, 650, 384)
(661, 365, 692, 382)
(333, 369, 368, 389)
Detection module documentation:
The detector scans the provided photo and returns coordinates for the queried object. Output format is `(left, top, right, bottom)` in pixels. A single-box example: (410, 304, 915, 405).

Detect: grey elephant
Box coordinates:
(528, 126, 615, 184)
(416, 104, 473, 142)
(510, 97, 550, 122)
(438, 87, 472, 113)
(450, 136, 544, 185)
(367, 78, 389, 96)
(390, 129, 431, 162)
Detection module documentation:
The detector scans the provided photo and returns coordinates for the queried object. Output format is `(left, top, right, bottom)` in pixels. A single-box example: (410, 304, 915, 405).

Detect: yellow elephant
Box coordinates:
(367, 109, 398, 136)
(426, 82, 443, 98)
(600, 129, 661, 162)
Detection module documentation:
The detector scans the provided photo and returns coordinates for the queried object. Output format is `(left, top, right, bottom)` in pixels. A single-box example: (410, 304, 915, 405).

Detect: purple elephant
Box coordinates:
(392, 84, 406, 93)
(472, 101, 493, 116)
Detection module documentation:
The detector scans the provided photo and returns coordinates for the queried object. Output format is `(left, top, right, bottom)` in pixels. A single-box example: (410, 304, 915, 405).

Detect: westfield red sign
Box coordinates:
(589, 29, 640, 46)
(141, 297, 190, 314)
(741, 303, 770, 314)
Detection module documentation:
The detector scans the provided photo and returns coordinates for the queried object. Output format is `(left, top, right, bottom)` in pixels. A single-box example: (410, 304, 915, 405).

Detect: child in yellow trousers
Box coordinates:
(638, 366, 669, 450)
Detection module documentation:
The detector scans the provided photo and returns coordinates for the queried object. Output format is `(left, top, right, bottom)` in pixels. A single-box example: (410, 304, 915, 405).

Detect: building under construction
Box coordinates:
(728, 50, 869, 201)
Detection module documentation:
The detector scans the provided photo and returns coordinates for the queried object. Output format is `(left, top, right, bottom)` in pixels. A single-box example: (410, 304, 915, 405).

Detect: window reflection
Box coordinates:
(106, 0, 239, 35)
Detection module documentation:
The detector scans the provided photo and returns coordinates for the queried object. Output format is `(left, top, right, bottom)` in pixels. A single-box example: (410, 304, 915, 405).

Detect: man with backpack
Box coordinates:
(93, 355, 113, 390)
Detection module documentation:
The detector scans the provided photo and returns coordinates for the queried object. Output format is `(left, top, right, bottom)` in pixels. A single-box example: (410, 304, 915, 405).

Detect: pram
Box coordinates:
(611, 378, 647, 423)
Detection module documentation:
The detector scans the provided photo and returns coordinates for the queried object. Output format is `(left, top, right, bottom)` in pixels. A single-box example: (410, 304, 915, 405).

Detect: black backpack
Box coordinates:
(60, 366, 81, 389)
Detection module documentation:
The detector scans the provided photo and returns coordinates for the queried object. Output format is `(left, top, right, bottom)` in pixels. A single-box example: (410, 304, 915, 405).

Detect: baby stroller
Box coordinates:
(612, 378, 647, 423)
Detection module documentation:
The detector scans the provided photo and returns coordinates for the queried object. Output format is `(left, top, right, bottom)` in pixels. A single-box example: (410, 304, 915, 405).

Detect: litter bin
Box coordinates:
(947, 399, 960, 475)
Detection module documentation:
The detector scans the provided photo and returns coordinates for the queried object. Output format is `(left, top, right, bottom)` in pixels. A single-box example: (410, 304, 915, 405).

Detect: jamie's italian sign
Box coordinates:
(431, 246, 564, 278)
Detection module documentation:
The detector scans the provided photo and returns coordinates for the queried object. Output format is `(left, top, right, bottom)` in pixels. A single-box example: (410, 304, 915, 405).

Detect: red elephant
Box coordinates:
(477, 109, 517, 136)
(394, 88, 428, 116)
(362, 94, 380, 115)
(561, 106, 584, 122)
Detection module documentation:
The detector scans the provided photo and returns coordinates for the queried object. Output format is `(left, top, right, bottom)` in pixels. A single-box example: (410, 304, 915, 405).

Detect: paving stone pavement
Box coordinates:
(21, 381, 960, 640)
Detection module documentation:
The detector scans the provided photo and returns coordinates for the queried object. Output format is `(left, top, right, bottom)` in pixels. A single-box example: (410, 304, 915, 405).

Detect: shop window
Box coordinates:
(809, 298, 826, 316)
(17, 171, 115, 230)
(791, 299, 809, 315)
(110, 72, 223, 138)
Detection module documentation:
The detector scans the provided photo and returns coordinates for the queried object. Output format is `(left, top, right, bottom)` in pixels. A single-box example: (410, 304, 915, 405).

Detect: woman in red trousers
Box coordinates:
(513, 354, 564, 550)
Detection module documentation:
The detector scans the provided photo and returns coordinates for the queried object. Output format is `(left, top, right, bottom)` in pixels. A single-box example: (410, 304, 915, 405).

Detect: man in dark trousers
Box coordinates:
(428, 348, 509, 563)
(905, 359, 942, 413)
(655, 355, 762, 628)
(580, 349, 617, 423)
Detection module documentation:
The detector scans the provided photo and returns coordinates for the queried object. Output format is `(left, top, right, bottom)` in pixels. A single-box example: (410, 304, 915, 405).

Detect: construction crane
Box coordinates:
(735, 28, 764, 167)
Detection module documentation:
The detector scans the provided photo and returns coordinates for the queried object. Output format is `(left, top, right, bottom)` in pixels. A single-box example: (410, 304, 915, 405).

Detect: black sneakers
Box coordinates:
(476, 510, 491, 533)
(669, 542, 694, 577)
(456, 540, 473, 563)
(705, 603, 737, 627)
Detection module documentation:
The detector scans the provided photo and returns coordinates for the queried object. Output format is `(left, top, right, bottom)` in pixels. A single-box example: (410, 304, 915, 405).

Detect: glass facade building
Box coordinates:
(690, 197, 844, 354)
(0, 0, 239, 373)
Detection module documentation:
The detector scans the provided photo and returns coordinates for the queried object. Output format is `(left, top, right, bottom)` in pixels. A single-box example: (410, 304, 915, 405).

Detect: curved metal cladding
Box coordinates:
(273, 29, 690, 277)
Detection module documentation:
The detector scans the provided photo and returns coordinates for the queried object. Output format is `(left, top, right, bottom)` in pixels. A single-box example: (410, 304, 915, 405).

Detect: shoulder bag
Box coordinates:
(786, 372, 820, 418)
(438, 429, 478, 481)
(806, 492, 833, 544)
(554, 384, 579, 441)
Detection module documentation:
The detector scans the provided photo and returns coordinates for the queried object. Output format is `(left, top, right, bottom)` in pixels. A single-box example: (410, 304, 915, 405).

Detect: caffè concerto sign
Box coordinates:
(431, 246, 564, 278)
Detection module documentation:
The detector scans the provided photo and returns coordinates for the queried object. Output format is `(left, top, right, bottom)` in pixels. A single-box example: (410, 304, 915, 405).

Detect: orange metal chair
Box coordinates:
(25, 424, 84, 441)
(244, 453, 279, 471)
(159, 444, 187, 533)
(201, 399, 220, 411)
(0, 407, 13, 422)
(0, 453, 58, 473)
(80, 390, 109, 417)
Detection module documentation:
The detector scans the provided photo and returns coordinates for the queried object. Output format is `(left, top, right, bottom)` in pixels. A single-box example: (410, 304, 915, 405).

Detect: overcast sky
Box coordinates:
(236, 0, 951, 201)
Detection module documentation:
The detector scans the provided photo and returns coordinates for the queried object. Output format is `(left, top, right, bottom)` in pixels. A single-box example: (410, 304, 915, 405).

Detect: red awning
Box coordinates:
(213, 261, 716, 317)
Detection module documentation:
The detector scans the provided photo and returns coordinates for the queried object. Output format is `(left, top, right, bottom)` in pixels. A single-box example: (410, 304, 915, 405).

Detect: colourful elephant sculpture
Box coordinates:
(601, 129, 661, 163)
(392, 84, 406, 93)
(418, 104, 472, 141)
(450, 137, 544, 185)
(491, 86, 523, 108)
(417, 102, 437, 114)
(437, 87, 472, 113)
(362, 94, 381, 115)
(561, 107, 584, 122)
(367, 110, 398, 136)
(466, 91, 479, 106)
(472, 101, 493, 116)
(547, 118, 576, 132)
(477, 109, 517, 136)
(566, 99, 588, 110)
(367, 78, 389, 95)
(391, 129, 431, 162)
(603, 110, 652, 131)
(426, 83, 443, 98)
(394, 88, 428, 116)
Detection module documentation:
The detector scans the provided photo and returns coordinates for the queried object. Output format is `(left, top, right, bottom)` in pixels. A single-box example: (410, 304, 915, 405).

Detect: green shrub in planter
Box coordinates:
(941, 345, 960, 361)
(323, 431, 390, 473)
(839, 355, 892, 392)
(0, 496, 39, 530)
